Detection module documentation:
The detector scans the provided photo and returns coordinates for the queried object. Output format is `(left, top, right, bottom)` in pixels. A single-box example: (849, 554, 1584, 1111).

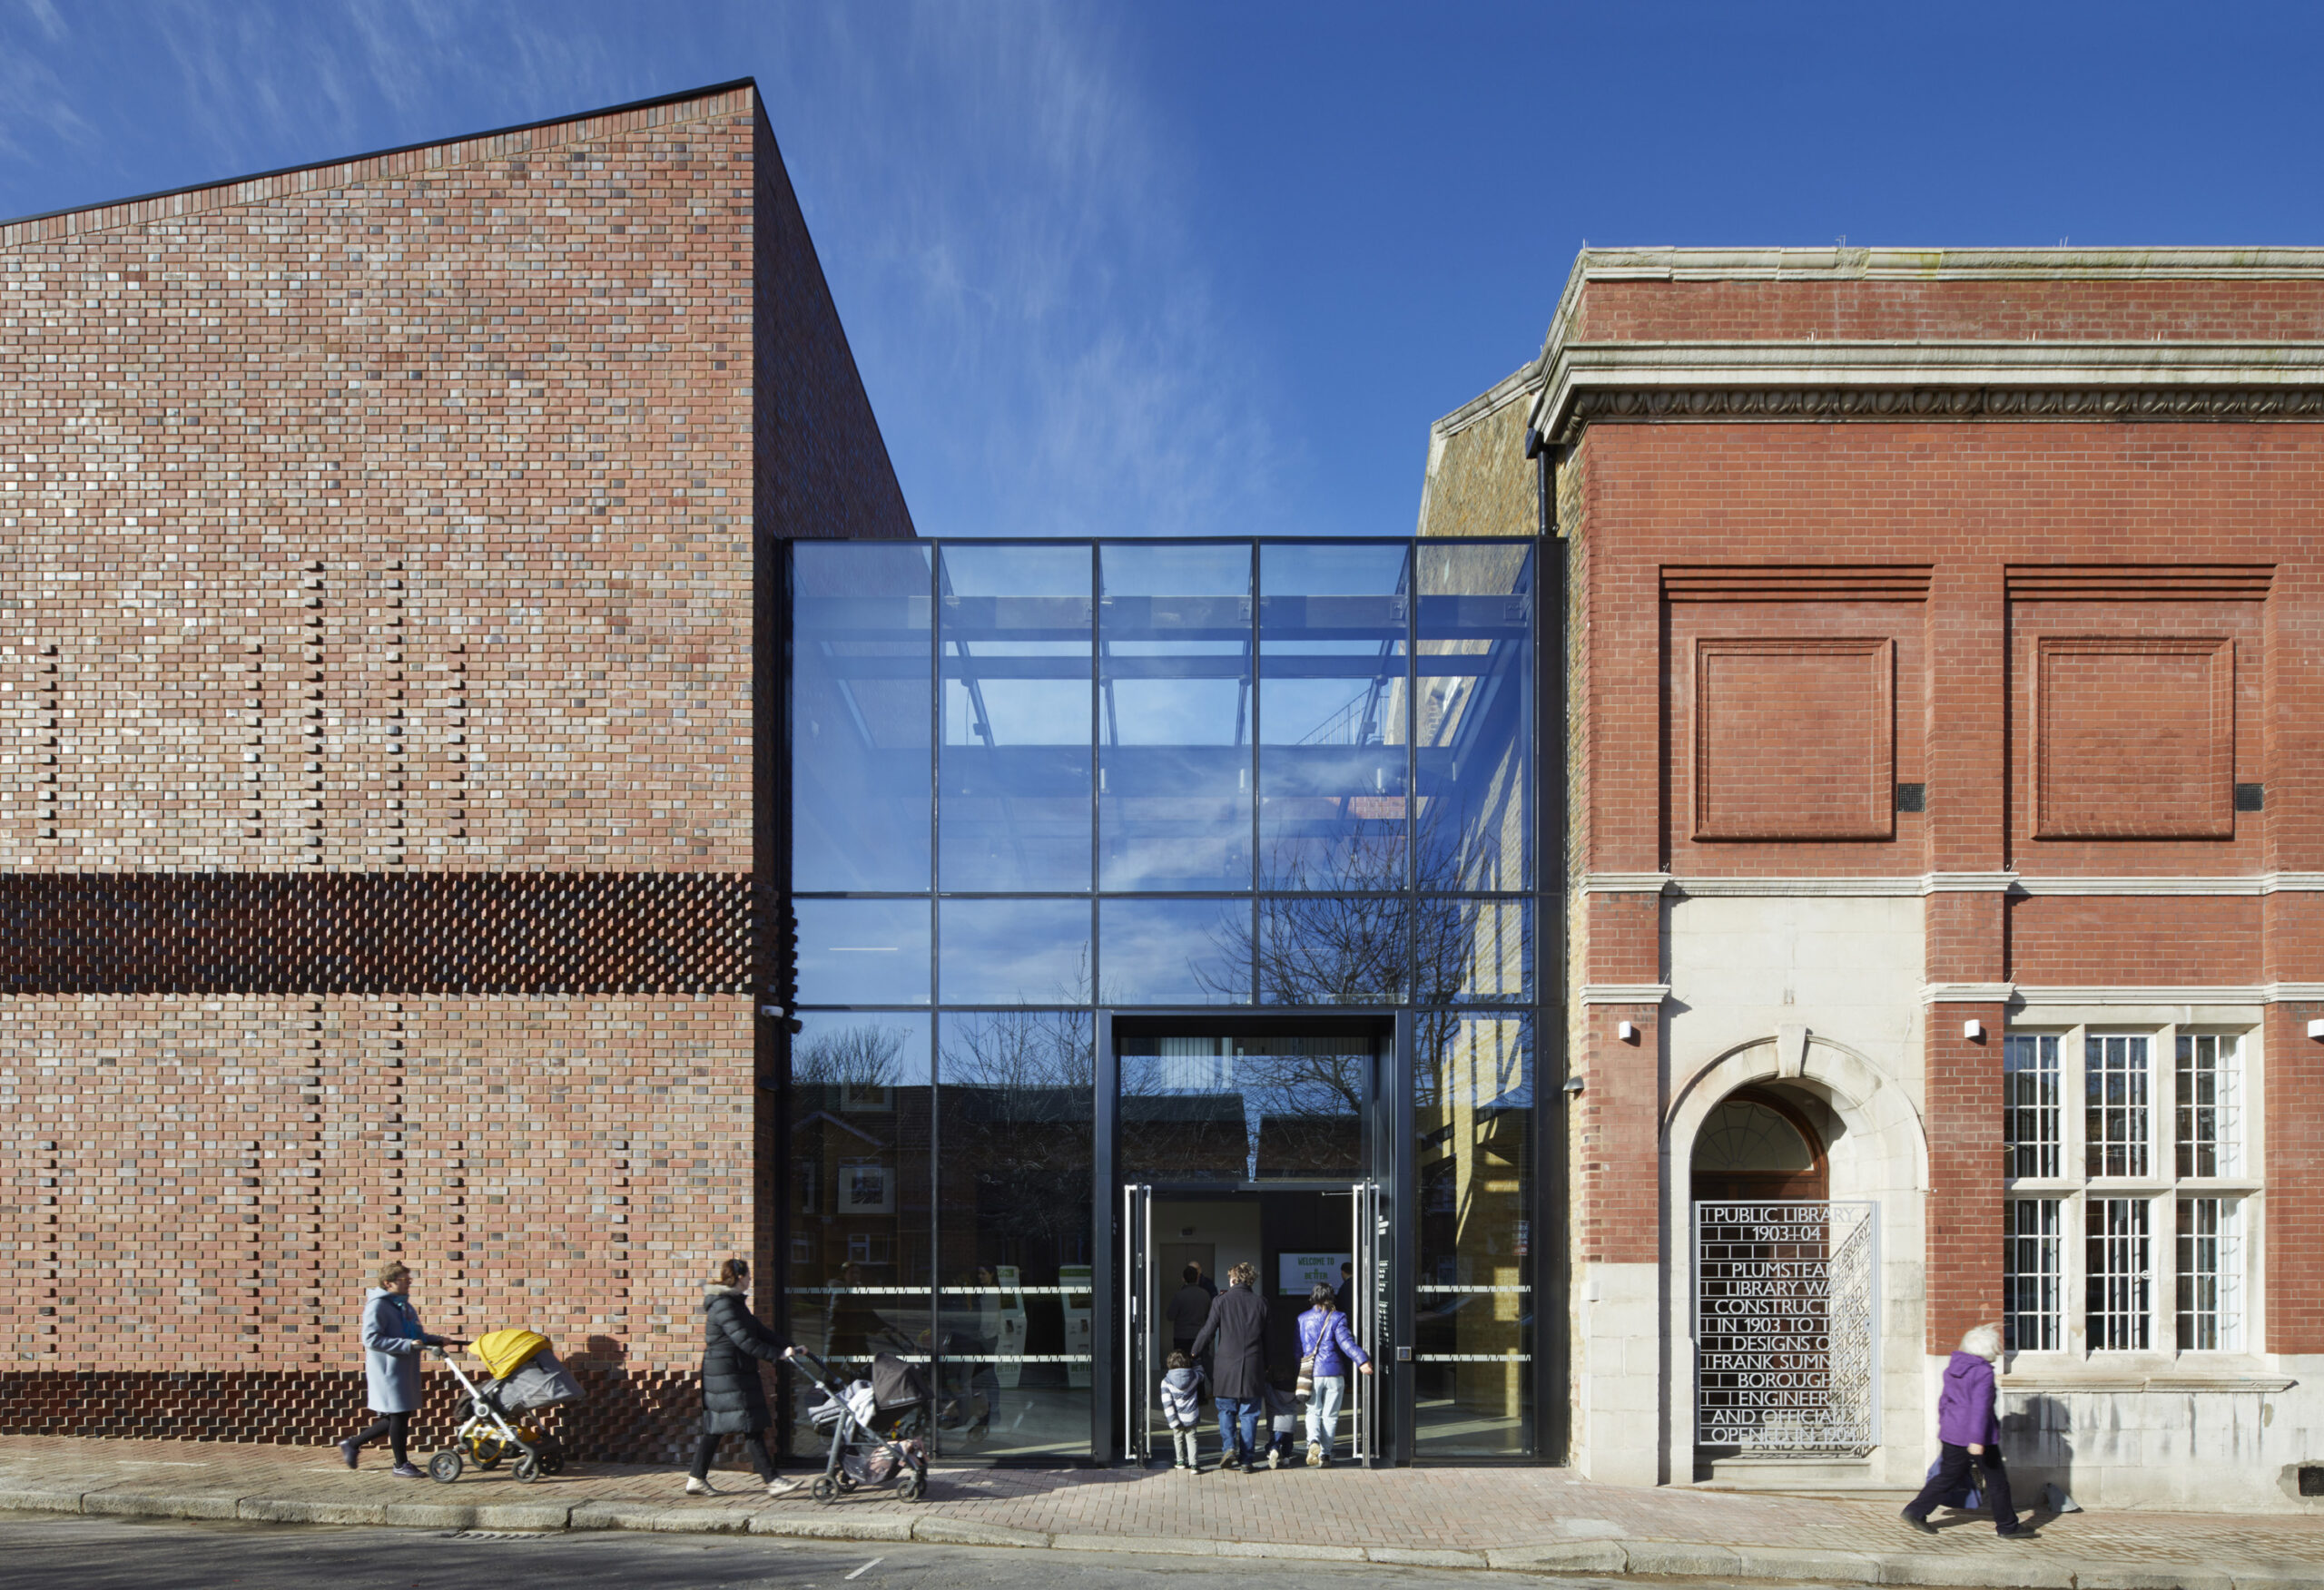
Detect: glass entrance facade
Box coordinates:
(781, 537, 1550, 1462)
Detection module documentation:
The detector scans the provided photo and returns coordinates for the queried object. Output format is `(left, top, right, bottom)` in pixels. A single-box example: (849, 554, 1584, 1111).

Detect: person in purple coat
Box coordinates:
(1902, 1323, 2031, 1537)
(1295, 1282, 1372, 1467)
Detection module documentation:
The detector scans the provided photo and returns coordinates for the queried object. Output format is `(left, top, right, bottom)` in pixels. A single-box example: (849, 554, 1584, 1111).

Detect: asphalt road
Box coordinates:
(0, 1511, 1905, 1590)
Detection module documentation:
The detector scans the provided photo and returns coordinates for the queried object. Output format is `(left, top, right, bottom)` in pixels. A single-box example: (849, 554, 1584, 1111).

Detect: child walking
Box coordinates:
(1160, 1350, 1206, 1472)
(1264, 1379, 1301, 1469)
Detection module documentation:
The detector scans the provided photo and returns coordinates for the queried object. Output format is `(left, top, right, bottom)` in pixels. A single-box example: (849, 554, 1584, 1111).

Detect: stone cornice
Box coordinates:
(1579, 871, 2324, 898)
(1921, 982, 2324, 1006)
(1577, 983, 1671, 1006)
(1534, 247, 2324, 384)
(1537, 339, 2324, 442)
(1924, 983, 2016, 1005)
(1579, 872, 1675, 894)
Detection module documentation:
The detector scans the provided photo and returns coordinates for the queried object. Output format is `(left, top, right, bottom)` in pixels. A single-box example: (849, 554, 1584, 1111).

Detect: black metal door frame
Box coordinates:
(1094, 1006, 1410, 1465)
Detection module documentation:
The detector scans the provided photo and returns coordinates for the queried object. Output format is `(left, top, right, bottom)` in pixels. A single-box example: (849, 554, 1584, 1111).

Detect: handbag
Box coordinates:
(1295, 1352, 1315, 1400)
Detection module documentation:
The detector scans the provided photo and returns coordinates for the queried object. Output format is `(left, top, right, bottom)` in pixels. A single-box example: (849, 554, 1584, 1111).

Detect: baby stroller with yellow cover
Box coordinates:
(425, 1328, 584, 1484)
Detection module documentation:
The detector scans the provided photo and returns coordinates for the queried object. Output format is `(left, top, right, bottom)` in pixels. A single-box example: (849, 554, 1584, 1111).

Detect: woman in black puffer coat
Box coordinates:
(684, 1257, 800, 1497)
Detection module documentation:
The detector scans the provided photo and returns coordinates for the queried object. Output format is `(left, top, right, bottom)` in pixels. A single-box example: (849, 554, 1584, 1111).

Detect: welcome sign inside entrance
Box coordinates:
(1280, 1251, 1350, 1295)
(1694, 1201, 1879, 1455)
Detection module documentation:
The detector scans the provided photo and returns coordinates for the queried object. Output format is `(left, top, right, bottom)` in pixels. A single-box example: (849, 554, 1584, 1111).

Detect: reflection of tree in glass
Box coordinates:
(1118, 1035, 1368, 1182)
(1210, 809, 1482, 1033)
(940, 1011, 1095, 1303)
(792, 1023, 908, 1092)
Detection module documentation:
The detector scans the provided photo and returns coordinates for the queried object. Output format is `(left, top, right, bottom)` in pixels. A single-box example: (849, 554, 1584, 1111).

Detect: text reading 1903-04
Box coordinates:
(1694, 1202, 1879, 1455)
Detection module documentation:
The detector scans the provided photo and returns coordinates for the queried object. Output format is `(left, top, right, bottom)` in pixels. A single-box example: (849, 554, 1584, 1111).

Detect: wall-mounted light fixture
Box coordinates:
(1617, 1020, 1638, 1042)
(2309, 1018, 2324, 1040)
(1561, 1075, 1585, 1095)
(1964, 1018, 1985, 1042)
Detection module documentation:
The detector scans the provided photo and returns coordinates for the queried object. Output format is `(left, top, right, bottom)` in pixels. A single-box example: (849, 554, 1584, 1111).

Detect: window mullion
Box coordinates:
(2063, 1187, 2089, 1358)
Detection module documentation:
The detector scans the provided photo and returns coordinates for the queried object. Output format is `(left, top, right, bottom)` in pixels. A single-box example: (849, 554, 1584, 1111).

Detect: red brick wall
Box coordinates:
(1575, 1002, 1662, 1268)
(2266, 1001, 2324, 1354)
(753, 115, 916, 545)
(2005, 895, 2265, 986)
(1576, 879, 1661, 1268)
(1924, 1007, 2005, 1350)
(0, 86, 904, 1456)
(0, 89, 765, 872)
(2, 996, 750, 1373)
(1567, 406, 2322, 1353)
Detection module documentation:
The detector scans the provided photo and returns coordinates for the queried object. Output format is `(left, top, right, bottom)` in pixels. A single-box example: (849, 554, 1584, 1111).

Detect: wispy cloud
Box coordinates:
(0, 2, 97, 166)
(0, 0, 1296, 540)
(759, 1, 1296, 537)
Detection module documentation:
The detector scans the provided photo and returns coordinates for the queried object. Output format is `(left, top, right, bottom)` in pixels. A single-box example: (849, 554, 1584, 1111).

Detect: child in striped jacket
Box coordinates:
(1160, 1350, 1206, 1472)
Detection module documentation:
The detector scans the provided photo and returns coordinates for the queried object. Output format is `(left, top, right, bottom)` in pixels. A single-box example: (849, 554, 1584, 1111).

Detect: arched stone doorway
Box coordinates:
(1689, 1088, 1827, 1204)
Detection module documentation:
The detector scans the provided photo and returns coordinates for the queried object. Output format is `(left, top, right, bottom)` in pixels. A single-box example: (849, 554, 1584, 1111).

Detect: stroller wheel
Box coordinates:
(835, 1471, 858, 1493)
(512, 1453, 542, 1485)
(428, 1450, 464, 1485)
(810, 1476, 838, 1505)
(537, 1439, 566, 1476)
(898, 1471, 925, 1503)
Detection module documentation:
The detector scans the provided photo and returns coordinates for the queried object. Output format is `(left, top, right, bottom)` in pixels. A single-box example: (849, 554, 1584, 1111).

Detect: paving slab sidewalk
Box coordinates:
(1, 1435, 2319, 1589)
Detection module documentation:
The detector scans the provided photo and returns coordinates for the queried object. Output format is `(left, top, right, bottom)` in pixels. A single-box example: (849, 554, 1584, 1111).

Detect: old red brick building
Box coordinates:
(1418, 247, 2324, 1508)
(0, 81, 909, 1457)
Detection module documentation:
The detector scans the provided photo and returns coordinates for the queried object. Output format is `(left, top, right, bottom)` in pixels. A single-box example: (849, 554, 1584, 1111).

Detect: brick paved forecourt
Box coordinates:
(2, 1438, 2320, 1588)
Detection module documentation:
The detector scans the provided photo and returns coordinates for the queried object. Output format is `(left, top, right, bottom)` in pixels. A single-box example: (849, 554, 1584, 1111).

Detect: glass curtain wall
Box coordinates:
(786, 538, 1540, 1462)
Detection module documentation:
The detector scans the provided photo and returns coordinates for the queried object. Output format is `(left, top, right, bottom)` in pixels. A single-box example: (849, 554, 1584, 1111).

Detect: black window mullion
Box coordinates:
(1404, 544, 1419, 1006)
(928, 545, 943, 1436)
(1249, 539, 1261, 1002)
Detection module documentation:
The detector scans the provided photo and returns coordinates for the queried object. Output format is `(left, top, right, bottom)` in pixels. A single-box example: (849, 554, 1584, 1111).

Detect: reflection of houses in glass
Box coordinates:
(787, 1030, 932, 1371)
(1122, 1035, 1370, 1182)
(1416, 1015, 1531, 1445)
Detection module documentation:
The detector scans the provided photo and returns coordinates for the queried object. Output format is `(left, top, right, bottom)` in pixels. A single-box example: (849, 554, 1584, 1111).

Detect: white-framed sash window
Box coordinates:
(2002, 1196, 2063, 1351)
(2002, 1020, 2259, 1360)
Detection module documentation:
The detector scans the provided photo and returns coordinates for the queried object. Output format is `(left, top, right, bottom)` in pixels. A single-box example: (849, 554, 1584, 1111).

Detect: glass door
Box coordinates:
(1119, 1182, 1154, 1464)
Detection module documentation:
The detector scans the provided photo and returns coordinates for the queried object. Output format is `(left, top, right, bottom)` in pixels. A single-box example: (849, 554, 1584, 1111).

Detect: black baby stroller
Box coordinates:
(792, 1347, 931, 1504)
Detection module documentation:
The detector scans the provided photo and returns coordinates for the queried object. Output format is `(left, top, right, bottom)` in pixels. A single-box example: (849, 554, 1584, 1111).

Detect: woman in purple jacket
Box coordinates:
(1902, 1324, 2030, 1537)
(1295, 1282, 1371, 1467)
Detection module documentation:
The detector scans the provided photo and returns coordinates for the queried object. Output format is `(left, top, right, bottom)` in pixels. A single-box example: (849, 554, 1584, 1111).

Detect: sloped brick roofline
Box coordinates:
(0, 76, 758, 247)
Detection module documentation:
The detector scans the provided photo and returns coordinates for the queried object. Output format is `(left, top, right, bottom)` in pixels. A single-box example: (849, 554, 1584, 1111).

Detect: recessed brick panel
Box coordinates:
(2034, 636, 2234, 839)
(1690, 636, 1894, 840)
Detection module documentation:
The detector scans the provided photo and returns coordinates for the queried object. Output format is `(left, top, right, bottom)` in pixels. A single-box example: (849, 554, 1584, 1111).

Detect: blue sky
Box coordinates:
(5, 1, 2323, 539)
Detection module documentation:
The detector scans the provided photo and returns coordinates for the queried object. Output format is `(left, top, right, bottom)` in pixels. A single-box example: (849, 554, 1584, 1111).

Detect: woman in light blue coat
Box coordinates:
(337, 1261, 458, 1477)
